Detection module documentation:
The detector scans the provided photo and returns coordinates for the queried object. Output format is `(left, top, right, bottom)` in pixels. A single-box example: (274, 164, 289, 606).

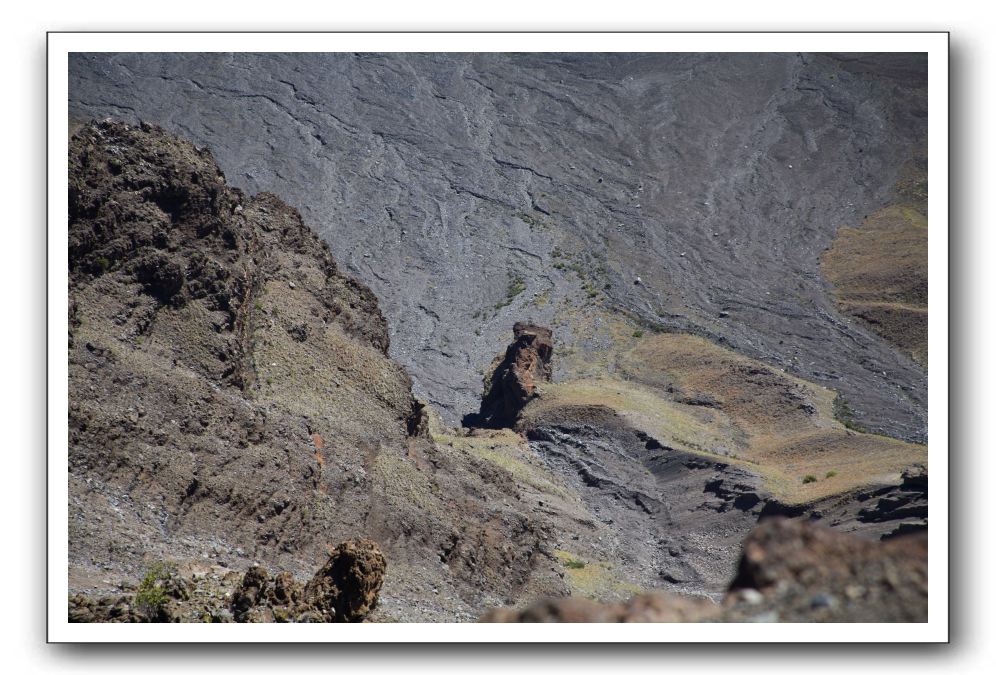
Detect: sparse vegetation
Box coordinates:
(802, 475, 817, 484)
(825, 470, 837, 479)
(494, 275, 527, 311)
(833, 393, 866, 432)
(515, 211, 544, 229)
(134, 561, 177, 621)
(632, 330, 644, 338)
(563, 557, 587, 569)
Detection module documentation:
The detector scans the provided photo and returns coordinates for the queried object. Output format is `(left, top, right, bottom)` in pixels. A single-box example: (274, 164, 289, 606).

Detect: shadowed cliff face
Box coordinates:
(467, 322, 553, 428)
(68, 52, 927, 442)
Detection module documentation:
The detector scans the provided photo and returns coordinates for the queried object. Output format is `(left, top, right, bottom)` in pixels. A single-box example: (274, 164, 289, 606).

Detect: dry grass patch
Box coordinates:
(431, 429, 575, 501)
(822, 175, 927, 366)
(525, 330, 926, 504)
(552, 550, 644, 601)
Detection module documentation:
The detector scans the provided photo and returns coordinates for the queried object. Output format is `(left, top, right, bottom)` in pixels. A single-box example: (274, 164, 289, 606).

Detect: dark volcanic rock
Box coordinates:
(67, 122, 585, 621)
(522, 405, 766, 595)
(68, 53, 928, 442)
(303, 539, 387, 623)
(467, 322, 553, 428)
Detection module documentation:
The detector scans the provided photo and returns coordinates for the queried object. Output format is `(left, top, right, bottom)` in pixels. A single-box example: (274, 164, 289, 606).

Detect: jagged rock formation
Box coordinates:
(466, 322, 553, 428)
(68, 53, 928, 443)
(301, 539, 387, 622)
(482, 517, 927, 623)
(70, 538, 386, 623)
(67, 122, 578, 621)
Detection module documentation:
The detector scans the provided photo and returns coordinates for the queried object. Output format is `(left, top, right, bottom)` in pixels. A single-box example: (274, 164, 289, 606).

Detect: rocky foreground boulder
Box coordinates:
(70, 539, 386, 623)
(481, 518, 927, 623)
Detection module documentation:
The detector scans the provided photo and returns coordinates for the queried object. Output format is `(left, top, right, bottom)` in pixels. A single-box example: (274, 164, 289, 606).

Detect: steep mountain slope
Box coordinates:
(67, 122, 928, 623)
(67, 121, 575, 621)
(68, 52, 928, 443)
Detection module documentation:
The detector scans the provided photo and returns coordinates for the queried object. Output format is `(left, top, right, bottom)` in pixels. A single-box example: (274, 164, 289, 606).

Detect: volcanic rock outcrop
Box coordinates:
(70, 538, 386, 623)
(465, 322, 553, 428)
(66, 117, 930, 624)
(67, 122, 584, 621)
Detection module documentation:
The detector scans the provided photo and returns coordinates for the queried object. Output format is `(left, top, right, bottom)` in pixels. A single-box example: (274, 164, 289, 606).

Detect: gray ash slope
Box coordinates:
(70, 52, 927, 442)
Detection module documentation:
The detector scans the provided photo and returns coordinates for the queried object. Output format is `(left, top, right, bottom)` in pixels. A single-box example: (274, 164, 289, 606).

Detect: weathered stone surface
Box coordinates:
(68, 122, 583, 623)
(467, 322, 553, 428)
(304, 539, 387, 622)
(71, 539, 387, 623)
(481, 592, 720, 623)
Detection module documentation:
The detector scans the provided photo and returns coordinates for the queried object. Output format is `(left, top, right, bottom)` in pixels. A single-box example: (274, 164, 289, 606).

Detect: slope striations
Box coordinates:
(68, 52, 928, 442)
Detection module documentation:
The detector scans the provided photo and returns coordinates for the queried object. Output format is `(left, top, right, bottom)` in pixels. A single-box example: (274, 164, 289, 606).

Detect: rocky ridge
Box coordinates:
(68, 121, 572, 621)
(67, 120, 929, 624)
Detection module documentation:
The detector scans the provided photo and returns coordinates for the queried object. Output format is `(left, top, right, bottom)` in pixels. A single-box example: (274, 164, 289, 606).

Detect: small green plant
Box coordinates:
(825, 470, 837, 479)
(266, 377, 273, 385)
(802, 475, 817, 484)
(95, 256, 111, 273)
(833, 393, 866, 432)
(134, 561, 177, 621)
(135, 335, 144, 345)
(563, 557, 587, 570)
(495, 275, 527, 310)
(254, 300, 264, 311)
(515, 212, 540, 228)
(632, 330, 644, 338)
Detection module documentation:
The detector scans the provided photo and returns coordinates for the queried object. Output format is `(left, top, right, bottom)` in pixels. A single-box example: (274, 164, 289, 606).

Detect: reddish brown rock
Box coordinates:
(467, 322, 553, 428)
(304, 539, 387, 623)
